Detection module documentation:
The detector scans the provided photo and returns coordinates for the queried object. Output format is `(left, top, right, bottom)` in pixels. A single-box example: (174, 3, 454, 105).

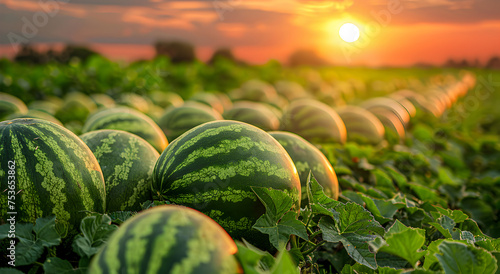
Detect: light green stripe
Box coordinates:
(92, 131, 118, 159)
(170, 225, 216, 274)
(108, 136, 140, 190)
(162, 123, 258, 174)
(125, 214, 157, 273)
(10, 132, 42, 221)
(35, 123, 101, 212)
(295, 161, 311, 174)
(168, 187, 257, 204)
(207, 210, 252, 233)
(171, 136, 283, 174)
(27, 139, 70, 225)
(122, 178, 147, 211)
(169, 156, 291, 190)
(147, 210, 192, 274)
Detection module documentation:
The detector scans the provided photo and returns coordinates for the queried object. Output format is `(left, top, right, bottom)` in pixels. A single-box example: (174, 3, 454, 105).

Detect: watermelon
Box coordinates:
(55, 92, 97, 123)
(152, 120, 301, 247)
(280, 99, 347, 144)
(0, 119, 106, 231)
(80, 130, 160, 212)
(150, 91, 184, 108)
(223, 101, 280, 131)
(82, 107, 168, 153)
(274, 80, 308, 101)
(269, 131, 339, 201)
(0, 92, 28, 120)
(158, 102, 222, 142)
(190, 92, 225, 114)
(6, 109, 63, 126)
(28, 100, 61, 116)
(229, 79, 278, 103)
(336, 106, 385, 145)
(360, 97, 411, 127)
(88, 205, 239, 274)
(89, 94, 116, 109)
(117, 93, 151, 113)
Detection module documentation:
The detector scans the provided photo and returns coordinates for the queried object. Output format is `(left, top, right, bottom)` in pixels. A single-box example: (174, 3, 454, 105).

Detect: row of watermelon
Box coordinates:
(0, 72, 475, 272)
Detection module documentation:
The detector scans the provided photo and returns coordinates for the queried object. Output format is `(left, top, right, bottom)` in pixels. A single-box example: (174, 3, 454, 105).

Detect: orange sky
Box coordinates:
(0, 0, 499, 66)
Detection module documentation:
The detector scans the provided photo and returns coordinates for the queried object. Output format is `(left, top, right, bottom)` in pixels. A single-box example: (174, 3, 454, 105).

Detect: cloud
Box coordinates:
(216, 23, 248, 37)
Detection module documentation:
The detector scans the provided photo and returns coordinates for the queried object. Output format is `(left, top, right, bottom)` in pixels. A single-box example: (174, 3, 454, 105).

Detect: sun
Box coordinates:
(339, 23, 360, 43)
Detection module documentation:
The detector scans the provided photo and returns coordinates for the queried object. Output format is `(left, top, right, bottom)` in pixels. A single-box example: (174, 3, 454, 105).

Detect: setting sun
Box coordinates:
(339, 23, 360, 43)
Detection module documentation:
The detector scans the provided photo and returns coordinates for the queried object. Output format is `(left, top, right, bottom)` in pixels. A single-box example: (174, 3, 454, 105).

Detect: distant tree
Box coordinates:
(288, 49, 328, 67)
(13, 44, 99, 64)
(58, 44, 100, 63)
(14, 44, 43, 64)
(208, 48, 236, 64)
(486, 56, 500, 69)
(154, 40, 195, 63)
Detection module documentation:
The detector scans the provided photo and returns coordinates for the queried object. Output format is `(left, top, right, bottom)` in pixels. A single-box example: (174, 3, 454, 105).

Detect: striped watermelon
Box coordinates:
(280, 99, 347, 144)
(117, 93, 151, 113)
(82, 107, 168, 153)
(89, 205, 239, 274)
(269, 131, 339, 201)
(223, 101, 280, 131)
(229, 79, 278, 103)
(6, 110, 63, 126)
(55, 92, 97, 123)
(158, 102, 222, 142)
(0, 92, 28, 120)
(190, 92, 225, 114)
(150, 91, 184, 108)
(89, 94, 116, 109)
(80, 130, 160, 212)
(152, 120, 301, 247)
(0, 119, 106, 232)
(28, 100, 61, 116)
(336, 106, 385, 145)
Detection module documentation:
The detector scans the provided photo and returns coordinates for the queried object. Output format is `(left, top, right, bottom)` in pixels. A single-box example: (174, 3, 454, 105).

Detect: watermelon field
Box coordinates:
(1, 56, 500, 273)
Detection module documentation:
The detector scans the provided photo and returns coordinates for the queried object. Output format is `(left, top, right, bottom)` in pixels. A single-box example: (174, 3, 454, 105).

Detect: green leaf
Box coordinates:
(270, 250, 299, 274)
(340, 263, 376, 274)
(429, 215, 455, 238)
(33, 215, 61, 247)
(235, 241, 270, 274)
(435, 240, 498, 274)
(378, 266, 404, 274)
(15, 223, 35, 243)
(15, 239, 44, 266)
(423, 239, 466, 270)
(433, 207, 468, 224)
(372, 169, 396, 190)
(374, 220, 426, 268)
(306, 172, 341, 217)
(319, 203, 384, 270)
(0, 269, 24, 274)
(252, 187, 307, 250)
(358, 194, 405, 224)
(43, 257, 83, 273)
(476, 238, 500, 252)
(72, 214, 118, 258)
(108, 211, 134, 225)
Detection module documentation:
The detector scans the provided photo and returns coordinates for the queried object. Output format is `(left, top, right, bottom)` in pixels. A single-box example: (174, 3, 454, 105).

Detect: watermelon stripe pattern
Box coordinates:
(82, 107, 168, 153)
(0, 119, 105, 231)
(89, 205, 239, 274)
(80, 130, 159, 212)
(270, 131, 339, 201)
(158, 102, 222, 142)
(153, 120, 301, 248)
(223, 102, 280, 131)
(280, 100, 347, 144)
(0, 92, 28, 120)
